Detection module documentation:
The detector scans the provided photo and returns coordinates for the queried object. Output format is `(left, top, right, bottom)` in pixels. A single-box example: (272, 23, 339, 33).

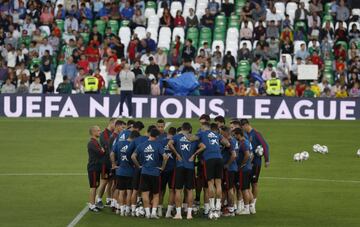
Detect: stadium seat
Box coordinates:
(335, 21, 347, 30)
(294, 40, 306, 53)
(336, 41, 348, 50)
(212, 40, 225, 54)
(241, 21, 254, 31)
(286, 2, 298, 20)
(352, 8, 360, 17)
(95, 20, 106, 35)
(170, 1, 183, 18)
(323, 69, 334, 84)
(308, 41, 320, 49)
(80, 32, 90, 44)
(226, 44, 238, 60)
(274, 2, 285, 16)
(158, 27, 172, 49)
(254, 21, 266, 28)
(295, 21, 307, 31)
(147, 15, 160, 29)
(107, 20, 119, 35)
(267, 60, 278, 68)
(146, 27, 158, 43)
(226, 28, 239, 43)
(323, 2, 332, 15)
(282, 54, 293, 65)
(146, 1, 157, 10)
(182, 1, 196, 18)
(348, 22, 360, 32)
(157, 7, 164, 18)
(199, 27, 211, 46)
(120, 20, 131, 27)
(172, 27, 185, 43)
(118, 27, 131, 52)
(134, 26, 147, 40)
(144, 8, 156, 19)
(186, 27, 199, 46)
(196, 0, 208, 19)
(239, 40, 252, 51)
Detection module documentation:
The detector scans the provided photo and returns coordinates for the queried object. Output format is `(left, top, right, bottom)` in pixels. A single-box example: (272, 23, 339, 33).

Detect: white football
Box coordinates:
(255, 145, 264, 156)
(135, 206, 145, 217)
(322, 145, 328, 154)
(293, 153, 302, 161)
(313, 144, 321, 152)
(357, 149, 360, 157)
(300, 151, 310, 160)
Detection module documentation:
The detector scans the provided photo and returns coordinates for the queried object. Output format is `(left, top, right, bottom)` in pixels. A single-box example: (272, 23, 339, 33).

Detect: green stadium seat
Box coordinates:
(107, 20, 119, 34)
(95, 20, 106, 35)
(80, 33, 90, 44)
(323, 70, 334, 84)
(108, 80, 118, 95)
(322, 15, 333, 23)
(19, 36, 32, 48)
(336, 41, 348, 50)
(56, 19, 65, 32)
(324, 60, 333, 70)
(295, 21, 307, 31)
(215, 15, 227, 27)
(29, 58, 42, 72)
(323, 3, 332, 15)
(146, 1, 156, 9)
(267, 60, 278, 67)
(199, 27, 212, 45)
(120, 20, 131, 27)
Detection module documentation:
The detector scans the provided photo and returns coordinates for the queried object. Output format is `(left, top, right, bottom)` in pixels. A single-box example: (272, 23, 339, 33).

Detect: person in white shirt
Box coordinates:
(29, 77, 43, 94)
(140, 51, 154, 66)
(38, 38, 54, 57)
(119, 64, 135, 117)
(64, 15, 79, 31)
(240, 21, 253, 40)
(21, 16, 36, 36)
(266, 6, 283, 26)
(276, 55, 291, 80)
(1, 78, 16, 94)
(6, 46, 17, 68)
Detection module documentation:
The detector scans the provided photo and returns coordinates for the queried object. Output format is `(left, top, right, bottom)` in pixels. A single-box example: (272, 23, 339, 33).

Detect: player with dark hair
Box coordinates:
(214, 116, 226, 127)
(233, 128, 253, 215)
(131, 128, 169, 219)
(219, 126, 238, 216)
(159, 127, 177, 218)
(127, 125, 156, 216)
(156, 119, 167, 140)
(87, 125, 105, 212)
(96, 118, 116, 209)
(240, 119, 269, 214)
(194, 114, 211, 213)
(229, 120, 241, 131)
(111, 130, 140, 216)
(188, 122, 230, 219)
(168, 122, 200, 219)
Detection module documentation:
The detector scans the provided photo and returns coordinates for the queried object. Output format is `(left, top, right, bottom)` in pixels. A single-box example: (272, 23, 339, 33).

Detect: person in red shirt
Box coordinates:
(295, 81, 306, 97)
(311, 51, 323, 70)
(173, 35, 181, 56)
(85, 41, 101, 71)
(127, 36, 139, 63)
(93, 69, 106, 91)
(174, 10, 185, 27)
(335, 57, 346, 74)
(77, 54, 90, 74)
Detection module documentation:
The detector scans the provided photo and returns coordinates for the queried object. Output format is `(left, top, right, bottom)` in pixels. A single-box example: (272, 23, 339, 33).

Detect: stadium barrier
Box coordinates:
(0, 94, 359, 120)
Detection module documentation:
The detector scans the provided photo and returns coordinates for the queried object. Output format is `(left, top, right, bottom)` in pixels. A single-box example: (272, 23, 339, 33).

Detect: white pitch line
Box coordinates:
(67, 205, 88, 227)
(0, 173, 359, 184)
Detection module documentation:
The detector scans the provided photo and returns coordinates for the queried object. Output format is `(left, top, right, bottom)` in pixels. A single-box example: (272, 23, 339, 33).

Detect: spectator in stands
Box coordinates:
(309, 0, 323, 15)
(74, 68, 86, 93)
(160, 8, 174, 27)
(195, 49, 208, 65)
(121, 1, 135, 20)
(266, 5, 282, 27)
(295, 81, 306, 97)
(154, 48, 167, 68)
(268, 37, 280, 60)
(29, 77, 43, 94)
(308, 21, 320, 40)
(311, 81, 321, 97)
(282, 14, 292, 30)
(262, 64, 275, 81)
(43, 79, 54, 94)
(198, 42, 211, 58)
(64, 14, 79, 32)
(30, 64, 46, 84)
(223, 51, 236, 68)
(17, 81, 29, 94)
(336, 0, 350, 22)
(174, 10, 185, 27)
(251, 3, 266, 22)
(281, 36, 294, 54)
(97, 2, 111, 20)
(303, 84, 315, 98)
(168, 47, 182, 66)
(334, 21, 348, 42)
(62, 57, 78, 82)
(251, 57, 262, 75)
(182, 39, 196, 61)
(132, 9, 146, 28)
(41, 50, 54, 77)
(240, 2, 252, 22)
(79, 3, 93, 20)
(1, 78, 16, 94)
(119, 63, 135, 117)
(334, 44, 346, 60)
(93, 69, 105, 92)
(57, 76, 73, 94)
(140, 49, 155, 65)
(240, 21, 253, 40)
(39, 38, 53, 58)
(277, 55, 290, 81)
(145, 57, 160, 78)
(212, 50, 223, 67)
(307, 12, 321, 29)
(253, 21, 266, 40)
(22, 16, 36, 36)
(247, 82, 259, 96)
(294, 2, 309, 23)
(237, 43, 251, 61)
(186, 8, 199, 28)
(40, 5, 54, 26)
(208, 0, 220, 16)
(213, 74, 225, 95)
(237, 82, 247, 96)
(349, 82, 360, 97)
(295, 44, 310, 61)
(348, 24, 360, 44)
(201, 8, 215, 29)
(132, 60, 143, 76)
(222, 0, 234, 17)
(335, 85, 348, 98)
(151, 78, 161, 96)
(222, 62, 235, 83)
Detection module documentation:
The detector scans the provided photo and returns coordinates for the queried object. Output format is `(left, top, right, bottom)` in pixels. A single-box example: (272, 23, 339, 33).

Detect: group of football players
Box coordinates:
(86, 115, 269, 220)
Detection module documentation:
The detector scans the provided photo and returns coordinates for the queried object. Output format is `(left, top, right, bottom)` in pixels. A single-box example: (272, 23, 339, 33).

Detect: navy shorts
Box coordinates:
(251, 164, 261, 183)
(88, 170, 100, 188)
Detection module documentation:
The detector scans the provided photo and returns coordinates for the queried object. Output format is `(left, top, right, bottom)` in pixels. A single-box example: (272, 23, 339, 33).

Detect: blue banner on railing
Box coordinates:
(0, 95, 359, 120)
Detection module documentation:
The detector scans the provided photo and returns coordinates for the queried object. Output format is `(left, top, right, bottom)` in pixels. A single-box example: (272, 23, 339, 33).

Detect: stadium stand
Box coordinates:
(0, 0, 359, 97)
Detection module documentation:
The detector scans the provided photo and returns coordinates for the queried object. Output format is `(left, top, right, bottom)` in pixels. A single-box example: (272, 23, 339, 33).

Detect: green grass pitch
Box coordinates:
(0, 118, 359, 227)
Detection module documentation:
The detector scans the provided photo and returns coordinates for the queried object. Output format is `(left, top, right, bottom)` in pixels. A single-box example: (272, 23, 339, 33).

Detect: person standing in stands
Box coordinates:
(119, 64, 135, 118)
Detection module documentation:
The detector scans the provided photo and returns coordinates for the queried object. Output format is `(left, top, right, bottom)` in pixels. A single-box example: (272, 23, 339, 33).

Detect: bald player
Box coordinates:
(87, 126, 105, 212)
